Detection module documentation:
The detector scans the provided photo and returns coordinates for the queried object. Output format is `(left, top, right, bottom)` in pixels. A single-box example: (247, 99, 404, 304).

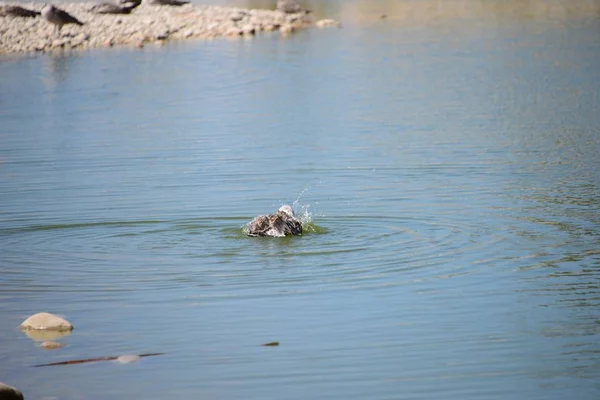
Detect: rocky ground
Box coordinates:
(0, 2, 335, 54)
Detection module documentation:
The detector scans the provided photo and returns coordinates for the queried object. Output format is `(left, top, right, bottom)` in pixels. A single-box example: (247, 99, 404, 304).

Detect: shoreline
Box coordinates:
(0, 2, 335, 54)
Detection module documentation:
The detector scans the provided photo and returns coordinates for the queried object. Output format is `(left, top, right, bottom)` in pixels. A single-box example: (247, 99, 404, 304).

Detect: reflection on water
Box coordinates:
(1, 1, 599, 399)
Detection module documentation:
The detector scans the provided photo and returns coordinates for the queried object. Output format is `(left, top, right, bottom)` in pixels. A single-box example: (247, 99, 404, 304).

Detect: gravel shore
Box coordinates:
(0, 2, 320, 54)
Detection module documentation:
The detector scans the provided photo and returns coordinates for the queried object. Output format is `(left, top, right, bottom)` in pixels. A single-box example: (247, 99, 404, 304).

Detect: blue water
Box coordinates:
(1, 2, 599, 399)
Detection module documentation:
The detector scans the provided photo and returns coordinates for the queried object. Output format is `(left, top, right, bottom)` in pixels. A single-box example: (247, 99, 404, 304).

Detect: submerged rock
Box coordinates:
(22, 328, 72, 342)
(41, 341, 66, 349)
(115, 355, 142, 363)
(20, 312, 74, 331)
(0, 383, 24, 400)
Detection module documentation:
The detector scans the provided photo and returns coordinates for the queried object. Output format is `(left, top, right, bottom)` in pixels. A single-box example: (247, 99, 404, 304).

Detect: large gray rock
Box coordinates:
(0, 383, 24, 400)
(19, 312, 73, 331)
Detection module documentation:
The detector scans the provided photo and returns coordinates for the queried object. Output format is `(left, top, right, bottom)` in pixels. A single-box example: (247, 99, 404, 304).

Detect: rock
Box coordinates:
(0, 383, 24, 400)
(277, 0, 304, 14)
(41, 341, 66, 349)
(264, 24, 280, 32)
(156, 31, 170, 40)
(226, 27, 242, 36)
(115, 355, 141, 363)
(19, 312, 73, 331)
(315, 19, 341, 28)
(280, 24, 295, 35)
(241, 24, 256, 36)
(230, 11, 246, 22)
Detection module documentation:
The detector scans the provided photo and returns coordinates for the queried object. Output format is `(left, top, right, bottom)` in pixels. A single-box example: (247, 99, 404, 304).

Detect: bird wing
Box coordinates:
(247, 215, 272, 237)
(285, 217, 302, 235)
(56, 8, 84, 25)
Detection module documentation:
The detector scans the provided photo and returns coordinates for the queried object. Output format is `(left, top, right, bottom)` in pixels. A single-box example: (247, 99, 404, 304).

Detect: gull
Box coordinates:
(41, 4, 84, 36)
(117, 0, 142, 7)
(147, 0, 190, 6)
(0, 5, 41, 17)
(247, 205, 303, 237)
(90, 2, 139, 14)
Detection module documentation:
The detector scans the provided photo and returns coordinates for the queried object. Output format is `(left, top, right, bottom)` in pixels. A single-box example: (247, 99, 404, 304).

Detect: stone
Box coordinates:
(315, 19, 341, 28)
(19, 312, 73, 331)
(0, 383, 24, 400)
(280, 24, 295, 35)
(41, 341, 66, 349)
(241, 24, 256, 35)
(264, 24, 280, 32)
(115, 355, 141, 363)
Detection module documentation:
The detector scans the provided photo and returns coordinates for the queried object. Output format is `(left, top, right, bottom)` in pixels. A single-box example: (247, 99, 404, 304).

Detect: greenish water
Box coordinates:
(1, 2, 599, 399)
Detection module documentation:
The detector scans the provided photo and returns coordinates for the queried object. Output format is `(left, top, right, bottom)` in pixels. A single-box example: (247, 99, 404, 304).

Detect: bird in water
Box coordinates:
(90, 2, 139, 14)
(41, 4, 84, 36)
(247, 205, 303, 237)
(0, 5, 41, 18)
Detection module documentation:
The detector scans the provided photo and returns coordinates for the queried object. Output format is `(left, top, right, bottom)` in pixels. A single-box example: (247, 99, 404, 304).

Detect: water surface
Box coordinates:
(1, 1, 599, 399)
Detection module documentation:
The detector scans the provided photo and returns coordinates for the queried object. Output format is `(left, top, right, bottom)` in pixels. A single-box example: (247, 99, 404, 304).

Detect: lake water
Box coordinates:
(1, 1, 599, 399)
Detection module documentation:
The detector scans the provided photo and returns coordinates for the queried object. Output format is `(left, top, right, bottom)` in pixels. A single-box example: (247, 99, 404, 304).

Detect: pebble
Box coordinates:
(0, 1, 326, 54)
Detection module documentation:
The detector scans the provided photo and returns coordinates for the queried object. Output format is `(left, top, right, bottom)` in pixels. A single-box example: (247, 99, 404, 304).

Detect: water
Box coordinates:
(1, 1, 599, 399)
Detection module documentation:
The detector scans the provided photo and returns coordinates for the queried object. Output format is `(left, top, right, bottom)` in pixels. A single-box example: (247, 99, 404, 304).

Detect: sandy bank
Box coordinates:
(0, 2, 322, 54)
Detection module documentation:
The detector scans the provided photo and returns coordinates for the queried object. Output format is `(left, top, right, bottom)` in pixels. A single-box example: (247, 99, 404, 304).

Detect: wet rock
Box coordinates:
(264, 23, 280, 31)
(226, 27, 242, 36)
(20, 312, 73, 332)
(277, 0, 304, 14)
(230, 10, 246, 22)
(115, 355, 141, 363)
(241, 24, 256, 35)
(0, 383, 24, 400)
(316, 19, 341, 28)
(280, 24, 295, 35)
(22, 328, 72, 342)
(41, 341, 66, 349)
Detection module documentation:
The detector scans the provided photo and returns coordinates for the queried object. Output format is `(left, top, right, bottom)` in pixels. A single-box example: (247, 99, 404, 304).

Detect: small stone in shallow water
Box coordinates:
(315, 19, 341, 28)
(115, 355, 142, 364)
(20, 312, 73, 331)
(0, 383, 24, 400)
(41, 341, 66, 349)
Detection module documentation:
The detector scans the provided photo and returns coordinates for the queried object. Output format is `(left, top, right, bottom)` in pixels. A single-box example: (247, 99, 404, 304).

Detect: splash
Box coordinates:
(292, 202, 313, 225)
